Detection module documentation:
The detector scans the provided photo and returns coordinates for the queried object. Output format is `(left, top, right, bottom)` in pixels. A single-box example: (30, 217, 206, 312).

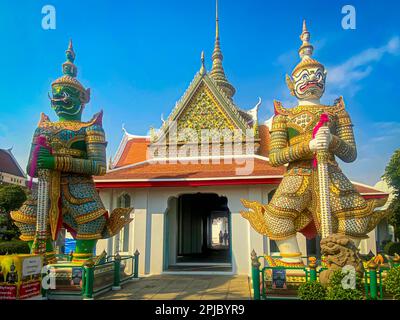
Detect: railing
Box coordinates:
(250, 249, 399, 301)
(83, 250, 140, 299)
(364, 265, 391, 300)
(251, 250, 323, 300)
(43, 250, 140, 300)
(42, 263, 86, 299)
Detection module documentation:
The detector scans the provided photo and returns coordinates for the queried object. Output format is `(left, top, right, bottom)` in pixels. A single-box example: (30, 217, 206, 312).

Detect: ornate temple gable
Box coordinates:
(152, 72, 253, 145)
(176, 82, 236, 139)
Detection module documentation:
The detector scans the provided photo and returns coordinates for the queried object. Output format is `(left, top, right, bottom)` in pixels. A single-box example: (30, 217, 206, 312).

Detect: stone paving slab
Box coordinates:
(98, 275, 251, 300)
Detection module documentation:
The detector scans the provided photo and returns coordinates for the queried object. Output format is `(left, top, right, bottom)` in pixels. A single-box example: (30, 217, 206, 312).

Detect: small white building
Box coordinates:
(94, 10, 388, 276)
(0, 148, 27, 187)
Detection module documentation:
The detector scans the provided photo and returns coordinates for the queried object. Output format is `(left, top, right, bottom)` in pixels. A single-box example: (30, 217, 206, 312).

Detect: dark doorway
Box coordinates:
(306, 235, 321, 258)
(175, 193, 231, 266)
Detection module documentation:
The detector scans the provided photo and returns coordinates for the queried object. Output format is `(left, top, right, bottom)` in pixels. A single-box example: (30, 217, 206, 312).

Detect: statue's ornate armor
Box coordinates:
(242, 98, 385, 241)
(11, 111, 121, 241)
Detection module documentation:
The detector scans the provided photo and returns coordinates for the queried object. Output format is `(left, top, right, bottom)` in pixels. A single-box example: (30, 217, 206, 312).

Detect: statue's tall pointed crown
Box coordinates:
(291, 20, 324, 76)
(63, 39, 78, 78)
(52, 39, 87, 96)
(210, 0, 236, 99)
(298, 20, 314, 60)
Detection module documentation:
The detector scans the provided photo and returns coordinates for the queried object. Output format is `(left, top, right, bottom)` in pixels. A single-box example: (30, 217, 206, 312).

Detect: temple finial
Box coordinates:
(63, 39, 77, 77)
(200, 51, 206, 75)
(66, 39, 76, 63)
(210, 0, 235, 99)
(302, 20, 307, 33)
(298, 19, 314, 60)
(216, 0, 219, 40)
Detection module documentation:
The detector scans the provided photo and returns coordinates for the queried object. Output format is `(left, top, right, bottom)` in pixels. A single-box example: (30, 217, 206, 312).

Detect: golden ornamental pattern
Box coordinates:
(176, 84, 236, 142)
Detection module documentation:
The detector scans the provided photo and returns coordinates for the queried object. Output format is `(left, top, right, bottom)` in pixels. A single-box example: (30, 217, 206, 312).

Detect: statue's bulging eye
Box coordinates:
(302, 74, 308, 81)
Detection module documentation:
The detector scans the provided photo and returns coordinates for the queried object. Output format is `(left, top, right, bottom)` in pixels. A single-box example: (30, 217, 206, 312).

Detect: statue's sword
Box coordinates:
(33, 169, 50, 255)
(29, 136, 51, 255)
(313, 114, 332, 239)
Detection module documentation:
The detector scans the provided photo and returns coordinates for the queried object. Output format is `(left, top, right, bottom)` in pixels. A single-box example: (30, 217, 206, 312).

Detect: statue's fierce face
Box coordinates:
(292, 66, 326, 100)
(49, 85, 84, 119)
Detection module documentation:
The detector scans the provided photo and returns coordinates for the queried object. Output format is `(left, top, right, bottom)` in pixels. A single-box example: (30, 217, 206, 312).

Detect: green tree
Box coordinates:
(383, 149, 400, 241)
(0, 184, 27, 240)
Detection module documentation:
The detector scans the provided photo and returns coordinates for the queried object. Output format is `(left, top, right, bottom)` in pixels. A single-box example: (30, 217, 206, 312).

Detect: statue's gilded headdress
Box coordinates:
(286, 20, 326, 97)
(293, 20, 324, 75)
(51, 40, 90, 104)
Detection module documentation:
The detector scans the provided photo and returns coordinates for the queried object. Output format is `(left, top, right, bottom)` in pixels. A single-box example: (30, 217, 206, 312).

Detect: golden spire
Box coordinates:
(298, 20, 314, 60)
(210, 0, 235, 99)
(200, 50, 206, 75)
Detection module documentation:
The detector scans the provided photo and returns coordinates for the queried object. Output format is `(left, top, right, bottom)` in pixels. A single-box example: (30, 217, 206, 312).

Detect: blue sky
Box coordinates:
(0, 0, 399, 185)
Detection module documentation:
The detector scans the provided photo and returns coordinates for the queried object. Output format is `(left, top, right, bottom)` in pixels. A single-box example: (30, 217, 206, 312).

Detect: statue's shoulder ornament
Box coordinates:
(273, 100, 290, 117)
(326, 96, 346, 116)
(328, 97, 352, 126)
(88, 110, 104, 127)
(86, 111, 107, 144)
(37, 110, 104, 134)
(271, 101, 288, 131)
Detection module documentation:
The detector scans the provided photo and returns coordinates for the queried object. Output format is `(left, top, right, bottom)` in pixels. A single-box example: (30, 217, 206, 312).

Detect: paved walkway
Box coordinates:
(98, 275, 252, 300)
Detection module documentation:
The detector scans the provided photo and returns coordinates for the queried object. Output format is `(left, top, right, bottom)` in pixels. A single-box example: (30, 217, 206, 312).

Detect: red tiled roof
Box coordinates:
(258, 124, 270, 157)
(114, 137, 150, 168)
(95, 157, 388, 200)
(99, 157, 284, 181)
(0, 149, 25, 178)
(352, 182, 388, 195)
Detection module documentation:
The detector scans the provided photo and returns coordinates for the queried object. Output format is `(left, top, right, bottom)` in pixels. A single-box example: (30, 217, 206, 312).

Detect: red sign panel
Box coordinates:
(0, 285, 17, 300)
(19, 281, 41, 299)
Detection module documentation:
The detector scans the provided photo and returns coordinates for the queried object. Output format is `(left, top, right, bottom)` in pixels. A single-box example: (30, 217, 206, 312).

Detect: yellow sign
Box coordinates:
(0, 254, 43, 300)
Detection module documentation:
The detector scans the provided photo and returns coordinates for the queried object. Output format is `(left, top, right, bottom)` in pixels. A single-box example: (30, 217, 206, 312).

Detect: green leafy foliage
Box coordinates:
(0, 184, 27, 212)
(325, 270, 365, 300)
(384, 266, 400, 300)
(383, 149, 400, 241)
(0, 240, 30, 255)
(0, 184, 27, 240)
(384, 242, 400, 256)
(298, 281, 327, 300)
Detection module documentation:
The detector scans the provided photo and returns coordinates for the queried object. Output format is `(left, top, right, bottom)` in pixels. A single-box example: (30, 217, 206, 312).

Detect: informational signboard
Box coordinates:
(272, 269, 287, 289)
(71, 267, 83, 286)
(0, 254, 43, 300)
(22, 256, 42, 277)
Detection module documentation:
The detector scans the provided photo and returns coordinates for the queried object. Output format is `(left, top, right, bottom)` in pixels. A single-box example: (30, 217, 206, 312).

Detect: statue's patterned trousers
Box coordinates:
(241, 164, 387, 241)
(11, 174, 108, 241)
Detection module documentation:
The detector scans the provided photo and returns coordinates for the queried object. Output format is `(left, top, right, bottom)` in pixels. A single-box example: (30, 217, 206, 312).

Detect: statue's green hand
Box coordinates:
(37, 147, 55, 170)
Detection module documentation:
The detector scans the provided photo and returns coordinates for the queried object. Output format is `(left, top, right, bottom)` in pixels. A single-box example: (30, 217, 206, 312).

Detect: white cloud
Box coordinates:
(327, 36, 400, 89)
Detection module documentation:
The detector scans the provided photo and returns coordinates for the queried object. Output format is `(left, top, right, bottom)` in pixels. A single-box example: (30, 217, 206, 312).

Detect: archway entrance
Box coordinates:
(165, 193, 232, 272)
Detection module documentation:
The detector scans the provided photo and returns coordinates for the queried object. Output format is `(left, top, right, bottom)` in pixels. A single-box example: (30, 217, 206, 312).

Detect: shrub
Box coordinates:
(0, 240, 30, 255)
(0, 230, 16, 241)
(384, 266, 400, 300)
(298, 281, 326, 300)
(326, 270, 365, 300)
(384, 242, 400, 256)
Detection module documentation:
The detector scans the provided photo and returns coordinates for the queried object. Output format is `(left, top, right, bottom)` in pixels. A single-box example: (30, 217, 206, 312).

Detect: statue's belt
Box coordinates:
(53, 147, 86, 158)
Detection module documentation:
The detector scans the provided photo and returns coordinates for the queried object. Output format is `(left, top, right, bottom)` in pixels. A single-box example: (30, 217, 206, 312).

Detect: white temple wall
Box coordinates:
(97, 184, 381, 276)
(97, 185, 272, 275)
